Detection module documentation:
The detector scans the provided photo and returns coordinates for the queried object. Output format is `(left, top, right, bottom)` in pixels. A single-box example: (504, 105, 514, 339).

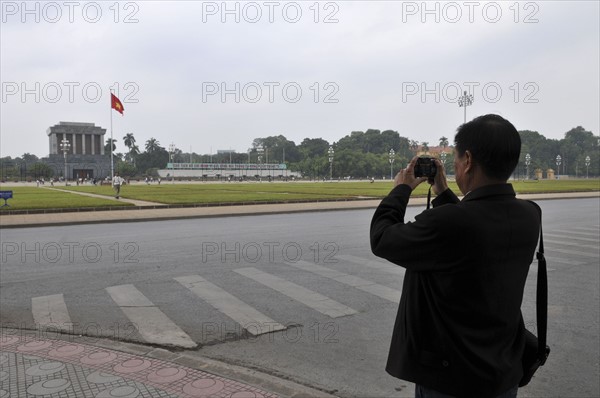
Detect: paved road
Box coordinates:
(1, 198, 599, 397)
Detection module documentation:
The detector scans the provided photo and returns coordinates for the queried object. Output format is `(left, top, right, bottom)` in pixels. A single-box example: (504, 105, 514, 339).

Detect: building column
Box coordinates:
(82, 134, 86, 154)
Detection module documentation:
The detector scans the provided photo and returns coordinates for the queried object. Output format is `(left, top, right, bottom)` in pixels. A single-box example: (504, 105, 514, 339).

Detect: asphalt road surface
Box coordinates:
(1, 198, 599, 397)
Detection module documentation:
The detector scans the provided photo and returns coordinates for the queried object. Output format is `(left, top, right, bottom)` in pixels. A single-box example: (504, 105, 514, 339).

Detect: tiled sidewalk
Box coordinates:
(0, 335, 277, 398)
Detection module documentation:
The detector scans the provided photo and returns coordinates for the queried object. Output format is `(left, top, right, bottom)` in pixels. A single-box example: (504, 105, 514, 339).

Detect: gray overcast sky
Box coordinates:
(1, 0, 599, 158)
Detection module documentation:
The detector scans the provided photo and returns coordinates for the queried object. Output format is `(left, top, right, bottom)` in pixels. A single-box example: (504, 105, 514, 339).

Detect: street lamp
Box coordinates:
(169, 142, 176, 183)
(257, 145, 264, 180)
(328, 146, 334, 180)
(457, 91, 474, 124)
(585, 156, 591, 179)
(388, 149, 395, 180)
(59, 138, 71, 185)
(525, 153, 531, 180)
(556, 155, 561, 179)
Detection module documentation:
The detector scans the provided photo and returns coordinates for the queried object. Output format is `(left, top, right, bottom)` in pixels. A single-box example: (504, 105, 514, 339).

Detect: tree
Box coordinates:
(123, 133, 138, 164)
(250, 135, 300, 163)
(409, 140, 419, 154)
(136, 148, 169, 173)
(123, 133, 136, 151)
(145, 138, 162, 153)
(30, 163, 53, 179)
(439, 136, 449, 148)
(104, 138, 117, 153)
(298, 138, 330, 158)
(21, 153, 39, 163)
(421, 142, 430, 153)
(116, 160, 137, 177)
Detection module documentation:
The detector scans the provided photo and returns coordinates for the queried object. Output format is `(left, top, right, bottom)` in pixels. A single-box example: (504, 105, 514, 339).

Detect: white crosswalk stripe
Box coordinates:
(174, 275, 286, 335)
(234, 267, 358, 318)
(106, 284, 197, 348)
(31, 294, 72, 332)
(335, 254, 405, 276)
(288, 260, 401, 303)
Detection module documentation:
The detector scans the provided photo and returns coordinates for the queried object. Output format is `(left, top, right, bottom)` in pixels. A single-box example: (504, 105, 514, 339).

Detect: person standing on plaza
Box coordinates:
(113, 173, 124, 199)
(370, 114, 541, 398)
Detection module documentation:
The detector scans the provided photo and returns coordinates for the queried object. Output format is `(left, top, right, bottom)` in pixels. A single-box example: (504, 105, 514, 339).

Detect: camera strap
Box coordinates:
(426, 184, 433, 209)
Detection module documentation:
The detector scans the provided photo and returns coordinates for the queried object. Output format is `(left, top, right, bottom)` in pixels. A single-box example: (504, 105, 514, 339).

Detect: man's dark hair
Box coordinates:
(454, 114, 521, 181)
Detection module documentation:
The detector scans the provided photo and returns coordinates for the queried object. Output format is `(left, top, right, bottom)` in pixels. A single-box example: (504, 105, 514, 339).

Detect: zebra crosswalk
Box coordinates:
(234, 267, 358, 318)
(174, 274, 287, 335)
(105, 284, 197, 348)
(31, 294, 72, 332)
(23, 226, 598, 348)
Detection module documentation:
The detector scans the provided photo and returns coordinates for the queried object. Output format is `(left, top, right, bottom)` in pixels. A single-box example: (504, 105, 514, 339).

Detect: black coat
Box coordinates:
(370, 184, 540, 398)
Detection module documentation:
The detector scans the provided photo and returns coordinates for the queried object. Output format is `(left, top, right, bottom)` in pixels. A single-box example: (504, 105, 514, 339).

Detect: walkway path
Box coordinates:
(42, 186, 166, 207)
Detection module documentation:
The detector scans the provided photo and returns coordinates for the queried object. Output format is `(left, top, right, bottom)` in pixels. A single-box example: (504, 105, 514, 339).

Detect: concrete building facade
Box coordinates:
(42, 122, 112, 179)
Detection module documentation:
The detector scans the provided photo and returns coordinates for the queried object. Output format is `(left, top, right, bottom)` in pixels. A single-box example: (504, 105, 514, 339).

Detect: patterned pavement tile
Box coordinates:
(0, 335, 277, 398)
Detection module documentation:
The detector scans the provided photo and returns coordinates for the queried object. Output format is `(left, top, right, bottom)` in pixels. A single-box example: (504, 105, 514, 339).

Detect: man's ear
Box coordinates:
(464, 150, 473, 173)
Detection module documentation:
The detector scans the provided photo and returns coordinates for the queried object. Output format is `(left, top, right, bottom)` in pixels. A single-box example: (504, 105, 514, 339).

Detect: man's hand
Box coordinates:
(393, 156, 428, 190)
(431, 158, 449, 195)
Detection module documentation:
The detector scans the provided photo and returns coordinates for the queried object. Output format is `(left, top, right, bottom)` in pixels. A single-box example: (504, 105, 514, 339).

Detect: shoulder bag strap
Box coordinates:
(528, 200, 549, 364)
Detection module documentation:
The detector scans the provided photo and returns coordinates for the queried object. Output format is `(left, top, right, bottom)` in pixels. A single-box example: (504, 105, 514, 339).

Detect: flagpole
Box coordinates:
(110, 89, 114, 180)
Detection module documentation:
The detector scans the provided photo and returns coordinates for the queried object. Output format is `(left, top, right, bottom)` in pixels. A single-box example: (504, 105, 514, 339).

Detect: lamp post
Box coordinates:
(328, 146, 334, 180)
(388, 149, 395, 180)
(525, 153, 531, 180)
(169, 142, 176, 183)
(457, 90, 474, 124)
(60, 138, 70, 185)
(585, 156, 591, 179)
(257, 145, 264, 180)
(556, 155, 561, 179)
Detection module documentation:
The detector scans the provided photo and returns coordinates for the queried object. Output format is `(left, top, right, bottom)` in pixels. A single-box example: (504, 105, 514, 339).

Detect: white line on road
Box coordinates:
(31, 294, 72, 331)
(289, 261, 401, 303)
(545, 233, 599, 243)
(570, 226, 600, 232)
(106, 284, 196, 348)
(551, 229, 599, 238)
(545, 247, 599, 258)
(234, 267, 358, 318)
(174, 275, 286, 335)
(543, 256, 585, 266)
(545, 239, 599, 250)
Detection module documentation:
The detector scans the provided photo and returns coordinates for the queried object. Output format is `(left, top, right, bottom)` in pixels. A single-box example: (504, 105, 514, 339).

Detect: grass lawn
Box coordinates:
(0, 186, 133, 211)
(1, 180, 597, 211)
(60, 179, 600, 205)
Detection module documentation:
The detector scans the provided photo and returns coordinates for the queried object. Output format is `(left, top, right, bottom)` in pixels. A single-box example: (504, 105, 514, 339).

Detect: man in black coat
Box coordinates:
(370, 115, 541, 398)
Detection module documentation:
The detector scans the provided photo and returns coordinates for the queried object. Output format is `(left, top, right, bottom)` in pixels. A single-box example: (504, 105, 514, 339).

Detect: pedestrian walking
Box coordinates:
(113, 173, 124, 199)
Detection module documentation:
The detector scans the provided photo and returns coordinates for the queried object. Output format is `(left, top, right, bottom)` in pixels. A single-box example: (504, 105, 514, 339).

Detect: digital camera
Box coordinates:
(414, 156, 437, 179)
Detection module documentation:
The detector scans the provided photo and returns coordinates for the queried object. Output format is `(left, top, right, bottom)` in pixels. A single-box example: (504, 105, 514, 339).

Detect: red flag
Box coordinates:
(111, 93, 124, 115)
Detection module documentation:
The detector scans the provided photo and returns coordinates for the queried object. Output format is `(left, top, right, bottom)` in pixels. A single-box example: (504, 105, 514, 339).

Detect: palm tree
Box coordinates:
(123, 133, 136, 151)
(125, 144, 140, 165)
(409, 140, 419, 154)
(421, 141, 430, 153)
(145, 138, 161, 153)
(123, 133, 137, 164)
(439, 136, 449, 148)
(105, 138, 117, 153)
